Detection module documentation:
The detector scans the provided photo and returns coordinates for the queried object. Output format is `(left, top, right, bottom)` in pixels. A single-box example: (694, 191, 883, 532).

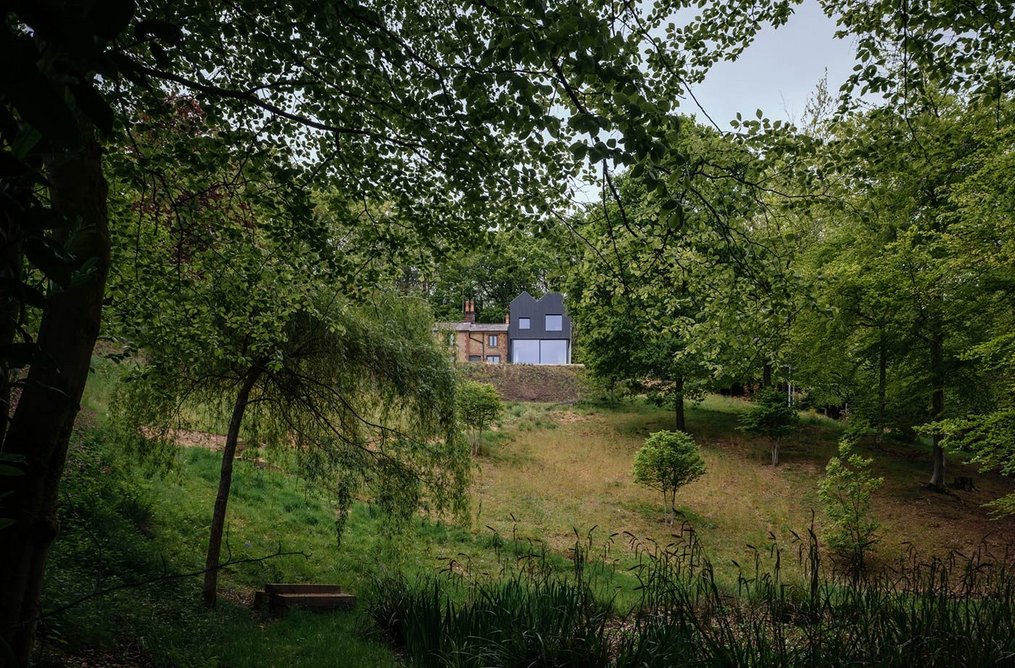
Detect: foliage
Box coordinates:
(934, 411, 1015, 516)
(457, 381, 503, 455)
(107, 105, 469, 538)
(104, 108, 469, 608)
(413, 229, 571, 324)
(48, 367, 1015, 666)
(368, 553, 613, 667)
(788, 99, 1008, 486)
(42, 428, 400, 667)
(739, 389, 798, 465)
(632, 430, 706, 522)
(371, 526, 1015, 668)
(818, 436, 884, 577)
(565, 119, 805, 432)
(918, 115, 1015, 511)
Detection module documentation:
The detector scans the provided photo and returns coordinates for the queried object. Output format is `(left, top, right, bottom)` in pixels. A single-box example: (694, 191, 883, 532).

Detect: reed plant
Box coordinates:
(370, 523, 1015, 667)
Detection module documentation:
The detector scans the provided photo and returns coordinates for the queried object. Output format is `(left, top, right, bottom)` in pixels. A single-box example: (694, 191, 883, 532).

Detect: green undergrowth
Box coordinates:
(370, 526, 1015, 667)
(39, 428, 403, 667)
(44, 359, 1015, 665)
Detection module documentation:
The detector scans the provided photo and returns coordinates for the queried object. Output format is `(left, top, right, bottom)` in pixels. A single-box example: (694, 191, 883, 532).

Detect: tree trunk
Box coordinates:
(928, 331, 946, 489)
(771, 440, 780, 466)
(674, 377, 686, 432)
(762, 362, 772, 388)
(876, 334, 887, 446)
(202, 366, 261, 607)
(0, 236, 21, 444)
(0, 130, 109, 666)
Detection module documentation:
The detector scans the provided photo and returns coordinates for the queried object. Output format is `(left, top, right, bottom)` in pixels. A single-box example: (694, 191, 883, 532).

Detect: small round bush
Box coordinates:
(633, 430, 706, 522)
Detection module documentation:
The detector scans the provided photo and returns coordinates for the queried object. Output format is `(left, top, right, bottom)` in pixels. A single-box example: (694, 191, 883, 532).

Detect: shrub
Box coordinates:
(739, 388, 799, 465)
(633, 430, 706, 524)
(818, 435, 884, 578)
(458, 381, 503, 455)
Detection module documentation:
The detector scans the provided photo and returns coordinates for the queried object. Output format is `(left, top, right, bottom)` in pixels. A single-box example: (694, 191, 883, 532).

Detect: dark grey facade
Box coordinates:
(508, 291, 572, 364)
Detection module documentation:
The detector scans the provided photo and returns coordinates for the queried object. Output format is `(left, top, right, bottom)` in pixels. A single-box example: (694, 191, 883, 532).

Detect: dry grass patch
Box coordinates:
(471, 399, 1015, 574)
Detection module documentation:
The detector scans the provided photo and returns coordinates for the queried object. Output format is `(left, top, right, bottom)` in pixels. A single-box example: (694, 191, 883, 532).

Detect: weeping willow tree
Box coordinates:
(106, 107, 468, 606)
(115, 291, 466, 606)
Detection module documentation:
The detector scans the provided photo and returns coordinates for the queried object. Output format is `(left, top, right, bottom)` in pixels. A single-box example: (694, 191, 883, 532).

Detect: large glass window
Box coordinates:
(539, 340, 568, 364)
(512, 340, 539, 364)
(545, 314, 563, 331)
(518, 317, 531, 330)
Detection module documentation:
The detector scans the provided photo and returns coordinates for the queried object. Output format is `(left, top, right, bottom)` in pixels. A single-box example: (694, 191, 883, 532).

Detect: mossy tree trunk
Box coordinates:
(0, 129, 110, 665)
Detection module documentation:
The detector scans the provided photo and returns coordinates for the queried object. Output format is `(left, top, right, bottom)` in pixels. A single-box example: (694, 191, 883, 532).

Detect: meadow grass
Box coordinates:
(41, 359, 1015, 665)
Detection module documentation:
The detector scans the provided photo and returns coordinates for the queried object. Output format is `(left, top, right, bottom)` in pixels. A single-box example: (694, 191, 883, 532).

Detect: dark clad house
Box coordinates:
(435, 291, 573, 365)
(508, 291, 572, 364)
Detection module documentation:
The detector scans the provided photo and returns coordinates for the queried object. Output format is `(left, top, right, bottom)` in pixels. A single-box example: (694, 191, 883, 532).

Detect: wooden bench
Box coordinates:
(254, 583, 356, 613)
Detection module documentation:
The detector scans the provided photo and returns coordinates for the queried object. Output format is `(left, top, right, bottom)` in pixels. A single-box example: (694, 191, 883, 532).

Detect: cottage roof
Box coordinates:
(434, 322, 509, 332)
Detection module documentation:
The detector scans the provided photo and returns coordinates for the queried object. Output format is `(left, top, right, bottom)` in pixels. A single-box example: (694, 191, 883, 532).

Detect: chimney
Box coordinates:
(504, 313, 510, 325)
(464, 299, 475, 324)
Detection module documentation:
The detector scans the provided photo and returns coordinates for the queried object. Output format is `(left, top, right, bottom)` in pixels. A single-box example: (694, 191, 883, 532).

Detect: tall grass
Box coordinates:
(368, 536, 615, 667)
(370, 524, 1015, 667)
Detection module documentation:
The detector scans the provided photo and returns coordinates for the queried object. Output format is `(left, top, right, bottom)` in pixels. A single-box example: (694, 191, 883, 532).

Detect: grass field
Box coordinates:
(475, 396, 1015, 567)
(37, 361, 1015, 666)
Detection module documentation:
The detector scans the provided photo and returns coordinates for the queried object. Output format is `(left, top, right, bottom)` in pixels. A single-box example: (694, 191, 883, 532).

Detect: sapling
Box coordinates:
(818, 434, 884, 579)
(739, 388, 799, 466)
(633, 430, 706, 524)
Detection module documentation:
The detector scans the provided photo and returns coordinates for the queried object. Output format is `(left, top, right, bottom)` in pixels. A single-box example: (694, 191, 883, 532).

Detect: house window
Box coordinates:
(468, 355, 482, 362)
(540, 340, 568, 364)
(488, 335, 498, 347)
(486, 355, 501, 364)
(518, 317, 531, 329)
(545, 314, 563, 331)
(512, 340, 539, 364)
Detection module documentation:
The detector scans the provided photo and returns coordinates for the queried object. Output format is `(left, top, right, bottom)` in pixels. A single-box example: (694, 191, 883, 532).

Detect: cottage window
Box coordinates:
(486, 355, 501, 364)
(488, 335, 498, 347)
(518, 317, 530, 329)
(545, 314, 563, 331)
(468, 355, 482, 362)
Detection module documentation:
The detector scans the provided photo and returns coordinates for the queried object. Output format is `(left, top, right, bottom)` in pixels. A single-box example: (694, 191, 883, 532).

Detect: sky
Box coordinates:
(572, 2, 860, 203)
(677, 1, 859, 127)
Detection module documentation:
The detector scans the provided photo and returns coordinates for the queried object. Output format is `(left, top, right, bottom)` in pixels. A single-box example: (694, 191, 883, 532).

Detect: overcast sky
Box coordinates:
(679, 1, 859, 127)
(571, 2, 860, 203)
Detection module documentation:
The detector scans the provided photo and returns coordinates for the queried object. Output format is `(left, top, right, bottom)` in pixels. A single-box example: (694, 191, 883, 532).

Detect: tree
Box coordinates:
(565, 114, 809, 430)
(3, 0, 1012, 661)
(818, 434, 884, 579)
(412, 229, 570, 324)
(633, 430, 706, 524)
(924, 110, 1015, 514)
(103, 107, 469, 606)
(457, 381, 503, 456)
(934, 413, 1015, 516)
(739, 388, 798, 466)
(790, 101, 1000, 487)
(0, 0, 677, 657)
